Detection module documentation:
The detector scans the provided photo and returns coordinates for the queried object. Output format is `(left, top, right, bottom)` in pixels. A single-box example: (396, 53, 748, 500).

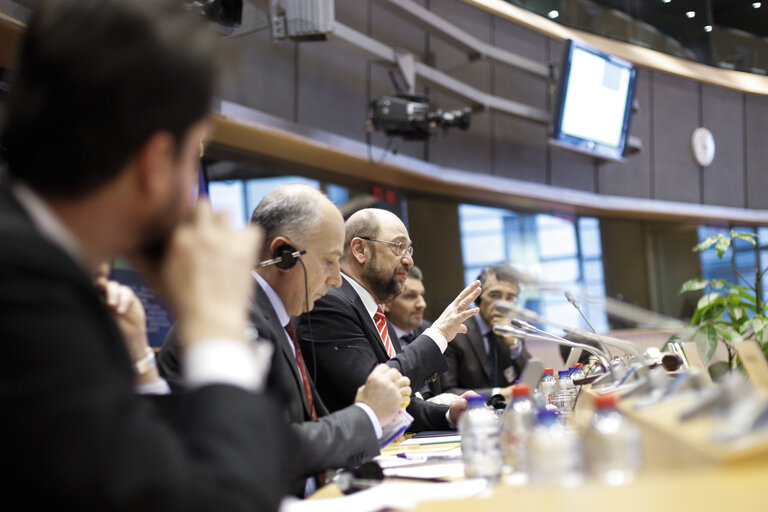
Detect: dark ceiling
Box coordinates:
(592, 0, 768, 38)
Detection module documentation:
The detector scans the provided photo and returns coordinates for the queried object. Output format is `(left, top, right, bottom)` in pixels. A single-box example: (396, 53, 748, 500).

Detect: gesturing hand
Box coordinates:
(432, 280, 482, 342)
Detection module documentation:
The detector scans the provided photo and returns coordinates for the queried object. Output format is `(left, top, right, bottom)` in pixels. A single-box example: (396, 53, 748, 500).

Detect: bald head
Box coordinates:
(251, 184, 338, 257)
(343, 208, 407, 259)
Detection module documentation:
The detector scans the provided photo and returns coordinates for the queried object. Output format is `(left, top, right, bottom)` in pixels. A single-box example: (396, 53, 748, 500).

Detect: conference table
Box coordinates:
(308, 383, 768, 511)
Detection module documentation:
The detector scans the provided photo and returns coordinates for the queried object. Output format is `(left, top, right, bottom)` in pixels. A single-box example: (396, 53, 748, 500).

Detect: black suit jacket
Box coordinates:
(159, 283, 379, 496)
(0, 184, 292, 511)
(444, 315, 532, 397)
(403, 320, 446, 399)
(296, 277, 450, 431)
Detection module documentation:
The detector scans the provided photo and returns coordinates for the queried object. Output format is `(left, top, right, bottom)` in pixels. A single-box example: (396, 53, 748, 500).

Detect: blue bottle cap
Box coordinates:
(558, 370, 570, 377)
(466, 395, 486, 408)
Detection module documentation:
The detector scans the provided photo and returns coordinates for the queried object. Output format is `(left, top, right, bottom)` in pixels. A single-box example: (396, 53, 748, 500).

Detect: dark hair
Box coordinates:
(1, 0, 222, 198)
(475, 264, 520, 306)
(408, 265, 423, 281)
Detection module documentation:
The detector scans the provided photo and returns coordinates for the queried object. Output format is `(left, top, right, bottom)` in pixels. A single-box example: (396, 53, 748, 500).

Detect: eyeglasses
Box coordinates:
(357, 236, 414, 257)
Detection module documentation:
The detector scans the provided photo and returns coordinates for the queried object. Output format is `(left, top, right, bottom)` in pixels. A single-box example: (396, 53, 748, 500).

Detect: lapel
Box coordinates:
(252, 284, 312, 417)
(466, 316, 492, 382)
(339, 278, 390, 360)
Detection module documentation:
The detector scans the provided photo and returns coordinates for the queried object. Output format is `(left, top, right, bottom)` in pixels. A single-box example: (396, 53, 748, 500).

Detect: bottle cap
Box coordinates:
(537, 408, 558, 424)
(558, 370, 570, 377)
(466, 395, 486, 408)
(594, 394, 618, 409)
(576, 363, 584, 369)
(512, 383, 530, 397)
(544, 368, 554, 375)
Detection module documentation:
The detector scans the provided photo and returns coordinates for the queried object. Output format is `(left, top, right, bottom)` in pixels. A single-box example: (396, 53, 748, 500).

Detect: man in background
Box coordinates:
(443, 264, 532, 399)
(0, 1, 292, 509)
(383, 265, 445, 399)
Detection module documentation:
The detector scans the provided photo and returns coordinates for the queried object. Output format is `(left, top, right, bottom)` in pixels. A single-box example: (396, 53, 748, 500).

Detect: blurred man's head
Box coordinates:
(251, 185, 344, 316)
(475, 264, 520, 326)
(341, 209, 414, 304)
(1, 0, 222, 261)
(384, 266, 426, 332)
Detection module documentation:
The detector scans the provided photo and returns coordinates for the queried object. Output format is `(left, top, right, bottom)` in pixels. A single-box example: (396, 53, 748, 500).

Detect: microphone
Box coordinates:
(499, 320, 613, 377)
(564, 290, 614, 361)
(256, 249, 307, 268)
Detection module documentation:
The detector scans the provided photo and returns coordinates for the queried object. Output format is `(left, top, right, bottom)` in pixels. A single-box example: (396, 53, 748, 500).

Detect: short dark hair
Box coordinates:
(475, 264, 520, 305)
(408, 266, 423, 281)
(1, 0, 222, 198)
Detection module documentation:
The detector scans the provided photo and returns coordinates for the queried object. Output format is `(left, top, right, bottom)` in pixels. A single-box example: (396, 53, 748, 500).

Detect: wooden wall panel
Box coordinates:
(597, 67, 653, 199)
(745, 94, 768, 210)
(652, 73, 701, 203)
(425, 0, 493, 174)
(491, 14, 548, 183)
(701, 85, 745, 208)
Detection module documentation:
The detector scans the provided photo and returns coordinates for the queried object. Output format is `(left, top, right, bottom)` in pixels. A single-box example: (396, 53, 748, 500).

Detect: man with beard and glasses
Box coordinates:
(297, 208, 482, 431)
(0, 1, 293, 510)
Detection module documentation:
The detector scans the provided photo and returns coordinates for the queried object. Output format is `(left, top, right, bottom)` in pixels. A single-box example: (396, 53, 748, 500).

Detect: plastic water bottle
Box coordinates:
(555, 370, 576, 409)
(459, 395, 502, 481)
(585, 395, 642, 486)
(539, 368, 556, 404)
(531, 385, 548, 409)
(500, 384, 536, 472)
(571, 363, 586, 382)
(528, 409, 582, 487)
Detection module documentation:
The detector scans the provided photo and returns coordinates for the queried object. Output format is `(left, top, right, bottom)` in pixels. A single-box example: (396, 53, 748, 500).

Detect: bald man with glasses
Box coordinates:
(296, 208, 481, 431)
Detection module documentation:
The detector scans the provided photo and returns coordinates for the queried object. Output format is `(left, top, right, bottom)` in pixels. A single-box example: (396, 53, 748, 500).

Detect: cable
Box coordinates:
(297, 257, 317, 385)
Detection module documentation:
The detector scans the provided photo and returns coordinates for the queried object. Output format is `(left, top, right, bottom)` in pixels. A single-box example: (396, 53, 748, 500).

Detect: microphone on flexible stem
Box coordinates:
(496, 320, 615, 384)
(256, 249, 307, 268)
(564, 290, 614, 359)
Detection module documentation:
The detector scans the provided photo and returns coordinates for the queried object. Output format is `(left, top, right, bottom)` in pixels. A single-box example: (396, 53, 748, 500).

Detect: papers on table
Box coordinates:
(399, 434, 461, 446)
(280, 479, 489, 512)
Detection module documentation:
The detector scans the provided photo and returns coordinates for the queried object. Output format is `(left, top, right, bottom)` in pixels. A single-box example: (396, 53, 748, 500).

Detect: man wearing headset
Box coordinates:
(159, 185, 410, 497)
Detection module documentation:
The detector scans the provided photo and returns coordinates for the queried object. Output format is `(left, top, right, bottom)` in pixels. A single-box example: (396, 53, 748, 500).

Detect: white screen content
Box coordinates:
(560, 47, 631, 148)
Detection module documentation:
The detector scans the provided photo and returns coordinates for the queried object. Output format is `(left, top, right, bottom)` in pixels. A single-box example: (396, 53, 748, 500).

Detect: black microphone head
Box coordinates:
(661, 353, 683, 372)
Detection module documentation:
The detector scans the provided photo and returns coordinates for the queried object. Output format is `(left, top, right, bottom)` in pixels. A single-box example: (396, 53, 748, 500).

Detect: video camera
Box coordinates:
(370, 94, 471, 141)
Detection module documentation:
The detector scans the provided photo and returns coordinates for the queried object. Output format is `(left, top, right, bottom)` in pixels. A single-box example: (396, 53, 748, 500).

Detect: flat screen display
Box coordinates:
(551, 39, 637, 162)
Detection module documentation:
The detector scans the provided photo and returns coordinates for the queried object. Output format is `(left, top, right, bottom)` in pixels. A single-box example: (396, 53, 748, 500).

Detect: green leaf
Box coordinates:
(694, 326, 719, 363)
(730, 230, 757, 246)
(708, 361, 731, 382)
(678, 278, 709, 295)
(752, 316, 765, 334)
(694, 235, 721, 253)
(696, 292, 721, 310)
(715, 237, 732, 259)
(715, 324, 743, 345)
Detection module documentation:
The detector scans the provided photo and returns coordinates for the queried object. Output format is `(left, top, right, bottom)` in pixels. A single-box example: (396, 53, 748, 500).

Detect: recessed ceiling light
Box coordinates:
(686, 11, 696, 18)
(547, 10, 559, 19)
(704, 25, 713, 32)
(753, 2, 761, 8)
(662, 0, 671, 3)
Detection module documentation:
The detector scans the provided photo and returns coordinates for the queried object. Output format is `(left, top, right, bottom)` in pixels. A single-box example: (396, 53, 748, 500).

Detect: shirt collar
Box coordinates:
(475, 313, 491, 337)
(11, 181, 86, 267)
(391, 323, 409, 340)
(252, 271, 290, 328)
(342, 272, 379, 319)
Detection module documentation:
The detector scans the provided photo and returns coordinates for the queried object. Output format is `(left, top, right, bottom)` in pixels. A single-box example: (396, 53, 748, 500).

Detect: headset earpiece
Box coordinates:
(274, 243, 299, 269)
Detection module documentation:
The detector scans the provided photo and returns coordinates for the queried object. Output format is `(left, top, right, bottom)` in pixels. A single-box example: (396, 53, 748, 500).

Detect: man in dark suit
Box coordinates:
(297, 208, 482, 431)
(0, 1, 293, 510)
(383, 265, 446, 399)
(159, 185, 409, 497)
(444, 264, 532, 399)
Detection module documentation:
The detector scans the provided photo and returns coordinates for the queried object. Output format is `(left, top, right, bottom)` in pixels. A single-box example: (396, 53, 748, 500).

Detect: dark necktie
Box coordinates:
(486, 331, 498, 386)
(284, 322, 317, 421)
(400, 332, 414, 346)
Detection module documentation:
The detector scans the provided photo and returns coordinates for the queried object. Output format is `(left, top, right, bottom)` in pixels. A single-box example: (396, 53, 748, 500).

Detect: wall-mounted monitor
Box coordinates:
(550, 39, 637, 163)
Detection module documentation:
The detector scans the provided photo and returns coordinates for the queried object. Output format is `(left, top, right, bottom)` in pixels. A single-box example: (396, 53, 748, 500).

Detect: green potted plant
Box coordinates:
(669, 230, 768, 380)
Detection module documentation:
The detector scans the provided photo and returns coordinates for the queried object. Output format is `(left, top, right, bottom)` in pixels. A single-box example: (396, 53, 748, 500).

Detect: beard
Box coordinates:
(136, 181, 186, 267)
(363, 248, 405, 303)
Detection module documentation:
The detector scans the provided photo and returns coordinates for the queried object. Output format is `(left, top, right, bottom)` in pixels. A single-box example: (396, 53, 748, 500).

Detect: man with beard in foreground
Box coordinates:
(0, 1, 292, 510)
(297, 208, 481, 430)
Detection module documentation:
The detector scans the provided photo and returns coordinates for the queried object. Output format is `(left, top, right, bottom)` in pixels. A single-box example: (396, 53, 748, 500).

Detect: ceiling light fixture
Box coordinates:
(704, 25, 713, 32)
(548, 10, 559, 19)
(753, 2, 762, 8)
(686, 11, 696, 18)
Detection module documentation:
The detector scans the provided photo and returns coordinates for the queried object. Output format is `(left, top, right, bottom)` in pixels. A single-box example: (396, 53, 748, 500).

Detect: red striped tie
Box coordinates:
(374, 306, 396, 358)
(284, 322, 317, 421)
